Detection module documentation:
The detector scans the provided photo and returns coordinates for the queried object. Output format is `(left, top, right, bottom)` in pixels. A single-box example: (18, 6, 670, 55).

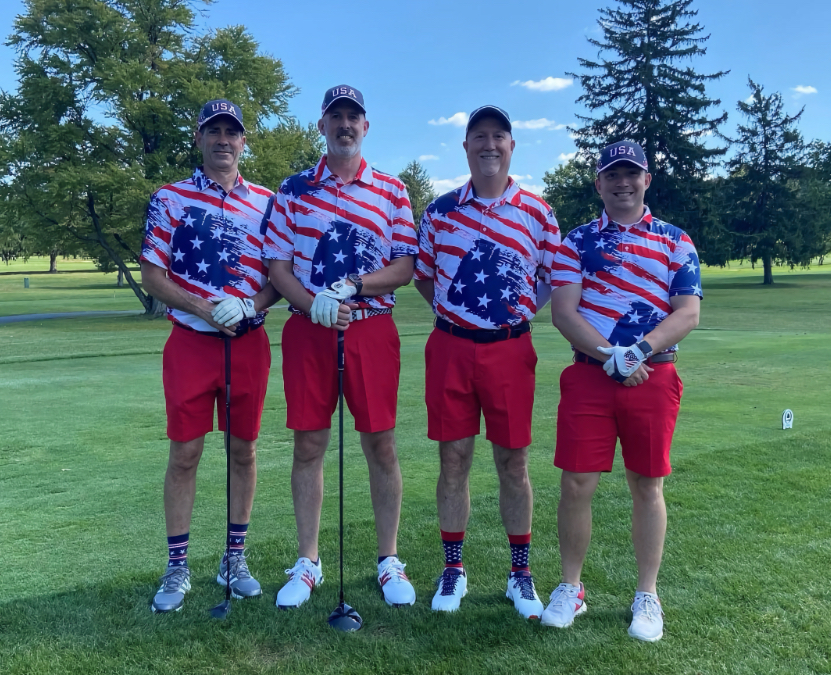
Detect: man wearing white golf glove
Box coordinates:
(264, 85, 419, 611)
(310, 279, 358, 327)
(546, 141, 702, 643)
(211, 296, 257, 327)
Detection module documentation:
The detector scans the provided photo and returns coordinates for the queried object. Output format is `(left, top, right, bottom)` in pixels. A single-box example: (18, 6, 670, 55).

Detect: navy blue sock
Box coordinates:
(226, 522, 248, 560)
(509, 533, 531, 574)
(167, 532, 189, 568)
(441, 530, 465, 569)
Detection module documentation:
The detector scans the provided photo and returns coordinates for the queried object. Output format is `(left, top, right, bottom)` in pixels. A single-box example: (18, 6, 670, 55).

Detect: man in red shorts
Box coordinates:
(413, 105, 560, 618)
(543, 141, 702, 641)
(265, 85, 418, 609)
(141, 99, 281, 613)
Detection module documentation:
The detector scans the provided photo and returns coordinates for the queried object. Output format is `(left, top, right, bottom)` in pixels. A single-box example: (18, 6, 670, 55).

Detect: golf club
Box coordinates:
(210, 336, 233, 620)
(327, 330, 363, 632)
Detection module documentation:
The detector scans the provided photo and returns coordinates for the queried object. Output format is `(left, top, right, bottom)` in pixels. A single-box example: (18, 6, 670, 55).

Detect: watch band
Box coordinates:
(347, 273, 363, 296)
(636, 339, 653, 358)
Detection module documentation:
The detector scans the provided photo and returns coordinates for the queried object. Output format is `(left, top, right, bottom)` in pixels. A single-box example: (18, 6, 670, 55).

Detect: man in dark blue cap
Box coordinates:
(141, 98, 281, 613)
(542, 140, 702, 641)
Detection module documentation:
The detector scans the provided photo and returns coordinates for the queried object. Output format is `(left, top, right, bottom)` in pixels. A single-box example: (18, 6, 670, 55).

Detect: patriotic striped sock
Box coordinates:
(227, 522, 248, 558)
(508, 533, 531, 574)
(441, 530, 465, 569)
(167, 532, 189, 568)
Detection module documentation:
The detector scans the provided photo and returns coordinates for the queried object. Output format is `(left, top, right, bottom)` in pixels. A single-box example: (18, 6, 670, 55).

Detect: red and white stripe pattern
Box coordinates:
(414, 178, 560, 329)
(263, 155, 417, 310)
(140, 167, 274, 332)
(551, 207, 703, 348)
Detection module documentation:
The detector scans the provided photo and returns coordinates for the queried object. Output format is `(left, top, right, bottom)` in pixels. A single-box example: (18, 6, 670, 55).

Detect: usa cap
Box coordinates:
(466, 105, 512, 135)
(596, 141, 648, 174)
(321, 85, 366, 115)
(197, 99, 246, 132)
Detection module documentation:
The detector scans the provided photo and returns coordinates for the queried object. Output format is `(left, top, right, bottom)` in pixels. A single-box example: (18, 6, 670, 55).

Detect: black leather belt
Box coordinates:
(435, 317, 530, 344)
(574, 350, 676, 366)
(174, 321, 262, 339)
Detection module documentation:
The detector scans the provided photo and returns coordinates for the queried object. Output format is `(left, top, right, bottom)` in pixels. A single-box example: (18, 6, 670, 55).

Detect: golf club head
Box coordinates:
(209, 598, 231, 620)
(327, 602, 362, 632)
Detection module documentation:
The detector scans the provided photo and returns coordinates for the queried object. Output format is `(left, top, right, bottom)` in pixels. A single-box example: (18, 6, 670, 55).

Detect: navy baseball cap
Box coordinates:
(321, 85, 366, 115)
(596, 141, 648, 173)
(466, 105, 512, 135)
(197, 99, 246, 132)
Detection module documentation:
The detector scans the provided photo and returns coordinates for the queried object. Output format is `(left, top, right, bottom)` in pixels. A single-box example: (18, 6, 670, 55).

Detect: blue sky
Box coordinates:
(2, 0, 829, 195)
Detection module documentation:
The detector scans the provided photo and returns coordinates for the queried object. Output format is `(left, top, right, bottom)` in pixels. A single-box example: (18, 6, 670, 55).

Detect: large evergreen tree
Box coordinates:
(568, 0, 728, 254)
(398, 160, 436, 226)
(0, 0, 317, 311)
(725, 80, 828, 284)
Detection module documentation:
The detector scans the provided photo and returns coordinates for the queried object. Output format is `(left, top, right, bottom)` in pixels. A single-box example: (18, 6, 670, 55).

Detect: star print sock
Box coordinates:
(441, 530, 465, 569)
(508, 533, 531, 574)
(167, 532, 189, 569)
(226, 522, 248, 559)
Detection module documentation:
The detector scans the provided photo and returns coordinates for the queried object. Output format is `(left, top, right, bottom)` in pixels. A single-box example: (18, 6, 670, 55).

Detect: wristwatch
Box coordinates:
(635, 339, 654, 358)
(347, 273, 363, 295)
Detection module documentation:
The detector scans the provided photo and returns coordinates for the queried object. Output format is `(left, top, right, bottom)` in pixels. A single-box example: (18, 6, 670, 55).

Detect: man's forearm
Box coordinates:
(269, 260, 313, 314)
(642, 306, 699, 353)
(413, 279, 435, 306)
(356, 256, 414, 296)
(141, 262, 212, 318)
(552, 308, 612, 359)
(252, 282, 282, 313)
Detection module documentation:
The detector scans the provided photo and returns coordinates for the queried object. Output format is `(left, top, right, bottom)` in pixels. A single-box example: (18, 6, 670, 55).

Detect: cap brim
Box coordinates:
(597, 158, 647, 173)
(321, 96, 366, 115)
(198, 112, 246, 133)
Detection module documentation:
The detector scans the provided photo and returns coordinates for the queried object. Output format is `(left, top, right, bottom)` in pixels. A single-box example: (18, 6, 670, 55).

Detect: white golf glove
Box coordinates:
(597, 343, 648, 382)
(211, 296, 257, 327)
(310, 279, 358, 327)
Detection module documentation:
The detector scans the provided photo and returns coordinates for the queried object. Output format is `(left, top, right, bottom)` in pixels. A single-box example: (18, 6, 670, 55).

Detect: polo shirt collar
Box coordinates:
(312, 155, 374, 187)
(459, 177, 521, 208)
(597, 206, 653, 232)
(192, 167, 248, 195)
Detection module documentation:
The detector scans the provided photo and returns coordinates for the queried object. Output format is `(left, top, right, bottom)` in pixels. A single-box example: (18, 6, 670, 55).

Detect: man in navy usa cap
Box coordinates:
(543, 140, 702, 640)
(141, 97, 281, 613)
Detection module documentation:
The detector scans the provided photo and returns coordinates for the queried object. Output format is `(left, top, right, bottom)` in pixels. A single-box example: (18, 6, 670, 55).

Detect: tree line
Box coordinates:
(1, 0, 828, 316)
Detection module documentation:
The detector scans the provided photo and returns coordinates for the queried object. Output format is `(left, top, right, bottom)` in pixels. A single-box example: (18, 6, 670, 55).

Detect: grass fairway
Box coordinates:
(1, 267, 830, 674)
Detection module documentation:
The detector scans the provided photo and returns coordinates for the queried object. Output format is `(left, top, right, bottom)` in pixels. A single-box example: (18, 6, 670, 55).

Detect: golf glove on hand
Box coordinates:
(597, 343, 648, 382)
(211, 296, 256, 327)
(310, 279, 358, 327)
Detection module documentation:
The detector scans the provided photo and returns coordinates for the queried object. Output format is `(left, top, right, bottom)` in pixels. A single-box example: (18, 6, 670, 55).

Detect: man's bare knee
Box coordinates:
(168, 440, 203, 475)
(230, 438, 257, 468)
(629, 474, 664, 505)
(361, 430, 398, 469)
(293, 430, 329, 465)
(560, 471, 600, 503)
(494, 446, 529, 487)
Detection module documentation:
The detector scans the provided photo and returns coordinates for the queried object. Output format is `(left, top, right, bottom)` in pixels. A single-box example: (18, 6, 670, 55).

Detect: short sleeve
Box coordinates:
(550, 228, 585, 287)
(413, 209, 436, 281)
(668, 233, 703, 298)
(262, 179, 296, 261)
(140, 191, 174, 270)
(390, 184, 418, 260)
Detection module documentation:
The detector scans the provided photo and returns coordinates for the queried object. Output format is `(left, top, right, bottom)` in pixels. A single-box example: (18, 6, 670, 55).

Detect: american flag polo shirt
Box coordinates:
(263, 155, 418, 311)
(550, 207, 703, 350)
(140, 167, 274, 333)
(414, 178, 561, 330)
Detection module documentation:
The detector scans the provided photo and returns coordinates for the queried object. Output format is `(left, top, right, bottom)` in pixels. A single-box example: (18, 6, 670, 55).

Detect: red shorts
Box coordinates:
(425, 328, 537, 449)
(281, 313, 400, 433)
(554, 361, 683, 478)
(162, 325, 271, 443)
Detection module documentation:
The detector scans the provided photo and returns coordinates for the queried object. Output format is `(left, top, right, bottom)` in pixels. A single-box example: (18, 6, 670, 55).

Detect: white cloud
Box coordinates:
(558, 152, 577, 162)
(418, 154, 439, 161)
(744, 95, 755, 104)
(510, 174, 533, 181)
(511, 77, 573, 92)
(793, 85, 818, 96)
(428, 112, 469, 127)
(512, 118, 567, 131)
(440, 143, 447, 147)
(521, 184, 547, 196)
(431, 174, 470, 194)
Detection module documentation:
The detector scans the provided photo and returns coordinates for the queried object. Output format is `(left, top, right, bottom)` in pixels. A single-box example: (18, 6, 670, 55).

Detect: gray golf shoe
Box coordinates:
(216, 551, 262, 599)
(151, 566, 191, 613)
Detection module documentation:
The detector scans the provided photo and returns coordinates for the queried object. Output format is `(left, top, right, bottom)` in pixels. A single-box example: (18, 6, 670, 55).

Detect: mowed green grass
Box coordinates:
(1, 268, 830, 674)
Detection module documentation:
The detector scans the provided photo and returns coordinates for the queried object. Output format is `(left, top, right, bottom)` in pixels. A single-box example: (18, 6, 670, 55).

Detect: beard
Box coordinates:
(328, 139, 361, 158)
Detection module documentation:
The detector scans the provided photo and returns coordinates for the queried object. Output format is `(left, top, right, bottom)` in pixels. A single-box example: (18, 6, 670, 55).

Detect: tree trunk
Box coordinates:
(762, 253, 774, 285)
(117, 268, 124, 287)
(150, 296, 167, 317)
(49, 252, 58, 273)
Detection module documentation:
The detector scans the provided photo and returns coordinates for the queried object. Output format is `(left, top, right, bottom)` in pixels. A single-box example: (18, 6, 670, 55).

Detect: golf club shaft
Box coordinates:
(338, 331, 345, 606)
(224, 337, 232, 602)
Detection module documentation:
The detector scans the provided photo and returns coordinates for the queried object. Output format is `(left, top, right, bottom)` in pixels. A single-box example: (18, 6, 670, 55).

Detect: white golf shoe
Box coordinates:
(377, 556, 416, 607)
(541, 582, 587, 628)
(431, 567, 468, 612)
(505, 571, 544, 619)
(275, 557, 323, 609)
(628, 592, 664, 642)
